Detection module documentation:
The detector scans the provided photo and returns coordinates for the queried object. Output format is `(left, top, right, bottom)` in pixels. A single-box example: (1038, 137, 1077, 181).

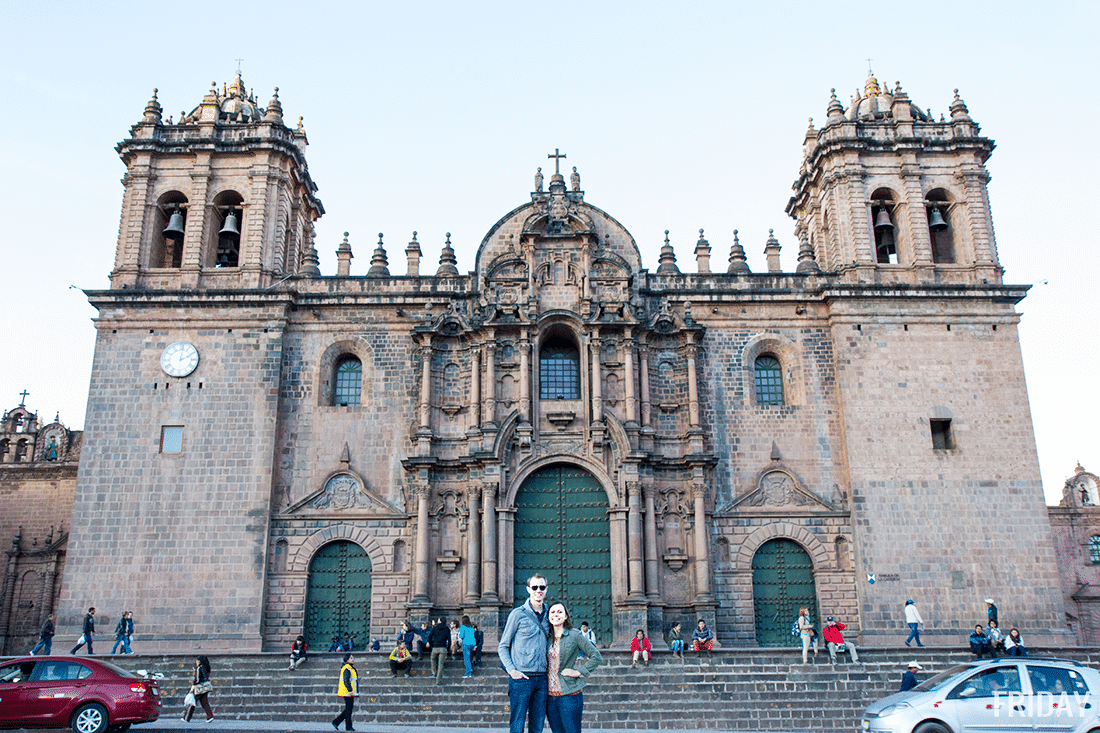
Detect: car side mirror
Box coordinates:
(960, 687, 976, 699)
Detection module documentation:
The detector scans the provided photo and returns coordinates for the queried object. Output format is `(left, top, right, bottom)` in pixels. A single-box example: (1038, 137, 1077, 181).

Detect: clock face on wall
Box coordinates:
(160, 341, 200, 377)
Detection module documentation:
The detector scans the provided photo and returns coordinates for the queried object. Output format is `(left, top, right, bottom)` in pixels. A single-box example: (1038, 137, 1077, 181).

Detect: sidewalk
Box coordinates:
(141, 723, 787, 733)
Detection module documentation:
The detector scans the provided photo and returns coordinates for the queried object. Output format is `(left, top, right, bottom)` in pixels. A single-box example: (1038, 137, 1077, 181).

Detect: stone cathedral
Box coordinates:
(55, 71, 1071, 652)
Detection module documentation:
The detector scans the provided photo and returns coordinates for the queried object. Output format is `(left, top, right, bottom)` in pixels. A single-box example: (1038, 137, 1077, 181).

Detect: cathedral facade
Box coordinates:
(57, 73, 1071, 652)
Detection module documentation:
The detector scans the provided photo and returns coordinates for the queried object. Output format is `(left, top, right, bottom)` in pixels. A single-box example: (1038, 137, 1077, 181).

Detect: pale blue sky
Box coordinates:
(1, 1, 1096, 502)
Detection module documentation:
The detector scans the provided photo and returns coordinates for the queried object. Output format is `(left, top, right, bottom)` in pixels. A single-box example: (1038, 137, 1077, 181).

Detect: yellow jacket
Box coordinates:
(337, 663, 357, 696)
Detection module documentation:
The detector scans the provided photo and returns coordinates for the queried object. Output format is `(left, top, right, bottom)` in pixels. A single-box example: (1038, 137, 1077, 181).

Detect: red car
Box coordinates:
(0, 655, 160, 733)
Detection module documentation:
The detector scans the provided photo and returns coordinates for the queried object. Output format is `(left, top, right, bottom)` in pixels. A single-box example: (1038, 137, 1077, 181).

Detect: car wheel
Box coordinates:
(914, 723, 952, 733)
(71, 702, 108, 733)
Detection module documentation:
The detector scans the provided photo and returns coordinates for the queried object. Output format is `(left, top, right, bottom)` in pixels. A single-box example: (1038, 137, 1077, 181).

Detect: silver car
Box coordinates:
(861, 658, 1100, 733)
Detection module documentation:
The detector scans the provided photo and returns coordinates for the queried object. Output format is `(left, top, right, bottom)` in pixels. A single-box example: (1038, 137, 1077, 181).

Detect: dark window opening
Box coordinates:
(539, 339, 580, 400)
(930, 418, 954, 450)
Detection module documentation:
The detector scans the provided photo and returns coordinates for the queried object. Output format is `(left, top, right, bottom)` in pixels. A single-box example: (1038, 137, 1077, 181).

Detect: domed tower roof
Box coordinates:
(219, 72, 262, 122)
(846, 71, 931, 122)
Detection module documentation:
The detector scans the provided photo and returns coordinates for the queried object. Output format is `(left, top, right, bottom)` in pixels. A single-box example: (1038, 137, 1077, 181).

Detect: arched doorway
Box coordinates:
(304, 540, 371, 649)
(752, 538, 817, 646)
(513, 465, 611, 641)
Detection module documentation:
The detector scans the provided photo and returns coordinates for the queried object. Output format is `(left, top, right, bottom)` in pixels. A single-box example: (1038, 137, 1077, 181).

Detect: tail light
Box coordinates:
(130, 683, 147, 694)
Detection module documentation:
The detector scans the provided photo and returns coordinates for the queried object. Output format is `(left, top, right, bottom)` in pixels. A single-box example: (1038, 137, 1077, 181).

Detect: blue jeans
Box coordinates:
(546, 692, 583, 733)
(669, 639, 684, 652)
(31, 637, 52, 655)
(906, 622, 922, 646)
(111, 635, 131, 654)
(508, 673, 548, 733)
(462, 644, 475, 676)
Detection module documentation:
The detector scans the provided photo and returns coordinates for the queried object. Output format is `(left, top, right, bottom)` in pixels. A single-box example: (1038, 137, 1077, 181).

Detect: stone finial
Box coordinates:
(656, 230, 680, 274)
(727, 230, 750, 274)
(336, 231, 354, 277)
(694, 228, 712, 274)
(950, 89, 972, 122)
(405, 231, 422, 277)
(298, 231, 321, 277)
(826, 88, 845, 125)
(142, 89, 162, 124)
(770, 441, 782, 461)
(436, 232, 460, 277)
(570, 166, 581, 192)
(198, 82, 220, 123)
(264, 87, 283, 123)
(795, 231, 820, 274)
(367, 233, 390, 277)
(534, 167, 544, 193)
(764, 229, 782, 273)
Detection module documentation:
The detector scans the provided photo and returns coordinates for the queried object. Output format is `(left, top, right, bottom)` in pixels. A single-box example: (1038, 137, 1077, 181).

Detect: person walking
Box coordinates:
(985, 598, 998, 627)
(545, 601, 602, 733)
(899, 660, 922, 691)
(111, 611, 134, 655)
(30, 614, 54, 655)
(797, 607, 818, 664)
(629, 629, 651, 666)
(289, 634, 308, 670)
(331, 653, 358, 731)
(428, 617, 451, 685)
(498, 573, 551, 733)
(904, 599, 924, 647)
(459, 615, 477, 678)
(822, 616, 859, 664)
(666, 622, 684, 659)
(182, 655, 214, 723)
(70, 607, 96, 655)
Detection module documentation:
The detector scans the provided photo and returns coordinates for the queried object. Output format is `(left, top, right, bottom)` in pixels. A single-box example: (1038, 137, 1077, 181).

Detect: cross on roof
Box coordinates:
(19, 390, 28, 406)
(866, 58, 874, 73)
(547, 148, 566, 175)
(236, 58, 245, 74)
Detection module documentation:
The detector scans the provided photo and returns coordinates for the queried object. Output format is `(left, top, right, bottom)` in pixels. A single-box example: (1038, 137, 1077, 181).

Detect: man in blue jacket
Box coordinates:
(498, 574, 550, 733)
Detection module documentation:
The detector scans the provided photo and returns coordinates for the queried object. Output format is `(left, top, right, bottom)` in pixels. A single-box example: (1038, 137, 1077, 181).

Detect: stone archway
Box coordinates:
(513, 464, 612, 640)
(751, 538, 818, 646)
(304, 540, 372, 650)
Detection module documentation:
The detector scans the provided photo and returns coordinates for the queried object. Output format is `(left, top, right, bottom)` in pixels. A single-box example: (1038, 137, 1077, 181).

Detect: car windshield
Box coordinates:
(92, 659, 142, 678)
(910, 663, 977, 692)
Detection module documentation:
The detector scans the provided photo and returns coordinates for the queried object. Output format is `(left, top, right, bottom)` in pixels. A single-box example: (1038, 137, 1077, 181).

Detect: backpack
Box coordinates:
(791, 620, 800, 637)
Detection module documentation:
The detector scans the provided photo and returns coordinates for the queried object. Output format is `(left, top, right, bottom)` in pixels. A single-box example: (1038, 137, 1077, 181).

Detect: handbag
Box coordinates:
(184, 691, 196, 707)
(77, 635, 86, 645)
(193, 680, 213, 695)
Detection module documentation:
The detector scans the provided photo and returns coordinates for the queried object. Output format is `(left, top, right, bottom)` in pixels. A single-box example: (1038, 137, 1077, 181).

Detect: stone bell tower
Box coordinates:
(787, 72, 1000, 285)
(110, 73, 323, 290)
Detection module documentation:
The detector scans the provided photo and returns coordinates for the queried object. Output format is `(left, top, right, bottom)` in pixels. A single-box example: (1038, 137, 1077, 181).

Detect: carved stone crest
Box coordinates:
(312, 474, 372, 510)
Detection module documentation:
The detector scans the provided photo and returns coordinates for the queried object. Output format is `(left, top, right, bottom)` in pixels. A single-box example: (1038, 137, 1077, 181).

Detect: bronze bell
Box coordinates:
(874, 207, 894, 231)
(162, 210, 185, 238)
(219, 211, 241, 239)
(928, 207, 948, 231)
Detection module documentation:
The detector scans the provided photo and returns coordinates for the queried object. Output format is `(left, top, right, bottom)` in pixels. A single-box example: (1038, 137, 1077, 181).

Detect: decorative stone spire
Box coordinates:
(198, 82, 220, 123)
(727, 230, 750, 274)
(264, 87, 283, 123)
(298, 232, 321, 277)
(950, 89, 972, 122)
(864, 70, 881, 98)
(656, 230, 680, 274)
(694, 229, 712, 273)
(367, 233, 390, 277)
(436, 232, 460, 277)
(795, 231, 820, 274)
(826, 88, 845, 125)
(336, 232, 354, 276)
(142, 89, 162, 124)
(405, 231, 422, 277)
(764, 229, 782, 273)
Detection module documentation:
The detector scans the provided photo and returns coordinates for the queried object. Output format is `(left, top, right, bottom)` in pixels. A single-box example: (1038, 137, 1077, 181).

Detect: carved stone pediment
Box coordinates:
(286, 471, 405, 516)
(729, 468, 840, 512)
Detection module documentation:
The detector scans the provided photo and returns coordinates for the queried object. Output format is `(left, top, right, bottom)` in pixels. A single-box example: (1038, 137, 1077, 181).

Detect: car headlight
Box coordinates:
(877, 701, 913, 717)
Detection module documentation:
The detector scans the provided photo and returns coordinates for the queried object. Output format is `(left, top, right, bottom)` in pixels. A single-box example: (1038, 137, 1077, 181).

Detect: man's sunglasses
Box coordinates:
(529, 585, 547, 591)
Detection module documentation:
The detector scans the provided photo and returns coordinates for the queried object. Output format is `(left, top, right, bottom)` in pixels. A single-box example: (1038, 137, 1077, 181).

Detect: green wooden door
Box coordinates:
(514, 465, 612, 641)
(752, 538, 817, 646)
(305, 541, 371, 650)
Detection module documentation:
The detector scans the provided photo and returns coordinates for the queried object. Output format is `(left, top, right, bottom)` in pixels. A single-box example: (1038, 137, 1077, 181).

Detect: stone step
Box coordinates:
(24, 647, 1096, 733)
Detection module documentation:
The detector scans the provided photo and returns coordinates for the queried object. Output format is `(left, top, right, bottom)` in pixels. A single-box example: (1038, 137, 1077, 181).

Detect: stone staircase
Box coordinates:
(63, 647, 1100, 731)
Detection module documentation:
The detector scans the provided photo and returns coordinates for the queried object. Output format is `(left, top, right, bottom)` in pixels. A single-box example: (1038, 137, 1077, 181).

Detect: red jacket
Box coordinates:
(822, 622, 846, 645)
(630, 636, 652, 653)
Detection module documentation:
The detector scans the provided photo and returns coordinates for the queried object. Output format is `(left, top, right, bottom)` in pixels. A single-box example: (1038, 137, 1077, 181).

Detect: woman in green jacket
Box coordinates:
(546, 601, 602, 733)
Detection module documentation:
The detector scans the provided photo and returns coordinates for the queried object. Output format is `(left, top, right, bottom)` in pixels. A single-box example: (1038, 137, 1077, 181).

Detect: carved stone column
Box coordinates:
(468, 347, 481, 435)
(465, 485, 481, 604)
(419, 338, 432, 432)
(639, 344, 652, 429)
(590, 334, 603, 422)
(483, 338, 496, 428)
(623, 332, 637, 425)
(686, 344, 700, 429)
(498, 508, 516, 605)
(626, 482, 645, 601)
(413, 483, 432, 603)
(692, 482, 713, 602)
(481, 482, 499, 602)
(643, 484, 660, 601)
(519, 331, 531, 424)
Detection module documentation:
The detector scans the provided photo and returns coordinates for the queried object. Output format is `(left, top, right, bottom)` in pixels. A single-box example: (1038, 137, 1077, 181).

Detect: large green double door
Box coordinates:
(513, 465, 612, 641)
(304, 540, 372, 649)
(752, 538, 818, 646)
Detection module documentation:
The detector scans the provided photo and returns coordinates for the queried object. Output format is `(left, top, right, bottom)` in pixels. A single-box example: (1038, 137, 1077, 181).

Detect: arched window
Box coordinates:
(926, 189, 956, 264)
(871, 189, 899, 264)
(211, 191, 244, 268)
(333, 357, 362, 406)
(153, 192, 188, 268)
(540, 338, 580, 400)
(1089, 536, 1100, 565)
(754, 355, 784, 405)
